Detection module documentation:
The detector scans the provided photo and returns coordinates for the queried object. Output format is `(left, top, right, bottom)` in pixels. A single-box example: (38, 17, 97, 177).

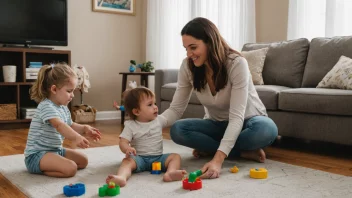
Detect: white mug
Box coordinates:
(2, 65, 17, 82)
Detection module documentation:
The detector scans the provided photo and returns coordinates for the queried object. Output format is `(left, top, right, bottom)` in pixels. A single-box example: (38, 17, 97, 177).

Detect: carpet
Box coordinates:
(0, 140, 351, 198)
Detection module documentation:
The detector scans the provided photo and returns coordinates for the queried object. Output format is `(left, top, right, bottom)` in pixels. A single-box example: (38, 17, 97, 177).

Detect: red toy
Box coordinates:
(182, 178, 202, 190)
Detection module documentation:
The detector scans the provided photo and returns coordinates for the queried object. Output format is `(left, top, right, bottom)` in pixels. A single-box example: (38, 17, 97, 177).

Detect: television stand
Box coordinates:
(2, 44, 54, 50)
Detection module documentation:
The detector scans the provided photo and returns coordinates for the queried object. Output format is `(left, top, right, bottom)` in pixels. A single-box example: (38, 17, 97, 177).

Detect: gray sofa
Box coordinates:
(155, 36, 352, 146)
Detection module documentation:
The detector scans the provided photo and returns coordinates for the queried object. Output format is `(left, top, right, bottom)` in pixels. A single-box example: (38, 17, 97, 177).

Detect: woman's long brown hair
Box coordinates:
(181, 17, 241, 92)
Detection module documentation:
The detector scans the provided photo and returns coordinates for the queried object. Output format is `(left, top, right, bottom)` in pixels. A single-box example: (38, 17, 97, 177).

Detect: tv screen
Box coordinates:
(0, 0, 67, 46)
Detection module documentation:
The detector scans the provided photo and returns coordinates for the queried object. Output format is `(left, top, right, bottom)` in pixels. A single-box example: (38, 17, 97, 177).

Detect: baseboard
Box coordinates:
(95, 111, 121, 120)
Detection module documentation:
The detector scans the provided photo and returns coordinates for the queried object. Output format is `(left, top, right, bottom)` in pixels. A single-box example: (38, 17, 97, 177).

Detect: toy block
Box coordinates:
(63, 183, 85, 197)
(249, 168, 268, 179)
(151, 162, 161, 174)
(99, 182, 120, 197)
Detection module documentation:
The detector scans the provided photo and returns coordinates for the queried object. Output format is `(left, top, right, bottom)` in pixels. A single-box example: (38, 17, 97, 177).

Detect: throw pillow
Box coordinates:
(242, 47, 269, 85)
(317, 55, 352, 89)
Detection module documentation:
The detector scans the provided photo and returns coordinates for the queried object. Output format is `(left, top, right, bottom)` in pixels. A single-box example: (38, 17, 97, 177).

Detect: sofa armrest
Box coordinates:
(155, 69, 179, 110)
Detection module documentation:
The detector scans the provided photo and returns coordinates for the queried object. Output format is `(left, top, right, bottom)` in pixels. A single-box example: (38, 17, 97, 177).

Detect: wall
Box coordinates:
(56, 0, 288, 112)
(255, 0, 289, 42)
(56, 0, 146, 111)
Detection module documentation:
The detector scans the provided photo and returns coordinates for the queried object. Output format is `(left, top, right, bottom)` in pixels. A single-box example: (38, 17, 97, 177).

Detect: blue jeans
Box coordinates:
(170, 116, 278, 157)
(131, 154, 170, 173)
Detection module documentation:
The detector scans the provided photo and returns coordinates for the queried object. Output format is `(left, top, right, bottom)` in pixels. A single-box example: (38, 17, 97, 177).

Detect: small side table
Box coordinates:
(119, 72, 155, 124)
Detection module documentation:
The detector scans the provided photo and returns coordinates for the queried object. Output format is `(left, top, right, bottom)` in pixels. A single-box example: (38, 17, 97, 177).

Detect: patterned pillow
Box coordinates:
(242, 47, 269, 85)
(317, 55, 352, 89)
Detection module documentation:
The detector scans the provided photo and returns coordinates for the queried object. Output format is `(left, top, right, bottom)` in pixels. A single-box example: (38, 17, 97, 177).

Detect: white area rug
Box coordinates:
(0, 140, 351, 198)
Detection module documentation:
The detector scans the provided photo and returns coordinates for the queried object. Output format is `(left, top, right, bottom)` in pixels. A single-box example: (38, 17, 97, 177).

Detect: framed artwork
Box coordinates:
(92, 0, 136, 16)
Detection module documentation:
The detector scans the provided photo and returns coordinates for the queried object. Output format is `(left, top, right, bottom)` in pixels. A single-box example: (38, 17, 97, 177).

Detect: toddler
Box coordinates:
(106, 87, 186, 187)
(24, 63, 101, 177)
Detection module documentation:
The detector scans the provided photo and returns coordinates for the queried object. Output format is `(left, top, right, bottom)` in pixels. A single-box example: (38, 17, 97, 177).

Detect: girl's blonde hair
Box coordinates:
(30, 63, 77, 103)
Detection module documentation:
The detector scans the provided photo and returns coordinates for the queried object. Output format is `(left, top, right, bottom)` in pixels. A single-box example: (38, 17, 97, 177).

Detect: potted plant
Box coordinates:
(129, 60, 136, 72)
(139, 61, 154, 72)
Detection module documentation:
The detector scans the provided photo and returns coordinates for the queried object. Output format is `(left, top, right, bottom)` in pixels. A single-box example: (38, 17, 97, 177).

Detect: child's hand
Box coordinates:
(75, 135, 90, 149)
(125, 147, 136, 158)
(113, 101, 120, 110)
(84, 125, 102, 142)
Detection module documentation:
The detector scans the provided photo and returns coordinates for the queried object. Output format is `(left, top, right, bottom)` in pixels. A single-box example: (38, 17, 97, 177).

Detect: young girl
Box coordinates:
(24, 63, 101, 178)
(106, 87, 186, 187)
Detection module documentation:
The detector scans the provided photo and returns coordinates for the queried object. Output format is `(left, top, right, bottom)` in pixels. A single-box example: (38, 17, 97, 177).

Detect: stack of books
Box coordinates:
(21, 107, 37, 119)
(26, 62, 42, 80)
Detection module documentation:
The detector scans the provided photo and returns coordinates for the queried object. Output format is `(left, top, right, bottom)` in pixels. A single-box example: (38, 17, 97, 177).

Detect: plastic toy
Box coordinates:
(230, 166, 239, 173)
(99, 182, 120, 197)
(182, 170, 202, 190)
(63, 183, 85, 197)
(249, 168, 268, 179)
(151, 161, 161, 174)
(183, 178, 202, 190)
(188, 170, 202, 183)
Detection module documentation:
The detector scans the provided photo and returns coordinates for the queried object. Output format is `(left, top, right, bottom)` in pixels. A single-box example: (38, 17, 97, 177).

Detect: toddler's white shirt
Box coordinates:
(120, 115, 167, 156)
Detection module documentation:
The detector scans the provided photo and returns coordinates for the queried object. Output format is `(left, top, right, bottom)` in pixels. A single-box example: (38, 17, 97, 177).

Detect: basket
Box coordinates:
(0, 104, 17, 120)
(71, 105, 96, 123)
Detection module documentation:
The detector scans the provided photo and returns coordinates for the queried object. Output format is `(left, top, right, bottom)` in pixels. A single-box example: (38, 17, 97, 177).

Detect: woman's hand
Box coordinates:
(200, 151, 226, 179)
(125, 147, 137, 158)
(84, 125, 102, 142)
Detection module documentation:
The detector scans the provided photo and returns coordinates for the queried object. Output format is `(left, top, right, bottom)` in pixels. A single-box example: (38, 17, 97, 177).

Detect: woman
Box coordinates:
(160, 17, 278, 179)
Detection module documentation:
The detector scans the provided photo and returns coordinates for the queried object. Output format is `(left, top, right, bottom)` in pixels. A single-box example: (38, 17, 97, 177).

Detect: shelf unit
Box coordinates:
(0, 47, 71, 125)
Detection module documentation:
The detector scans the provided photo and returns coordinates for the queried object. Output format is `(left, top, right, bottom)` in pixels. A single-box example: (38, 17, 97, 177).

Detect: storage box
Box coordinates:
(0, 104, 17, 120)
(71, 105, 96, 123)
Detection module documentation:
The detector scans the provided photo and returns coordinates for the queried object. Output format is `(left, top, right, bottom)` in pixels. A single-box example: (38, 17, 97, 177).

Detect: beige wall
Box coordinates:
(55, 0, 147, 111)
(57, 0, 287, 111)
(256, 0, 289, 42)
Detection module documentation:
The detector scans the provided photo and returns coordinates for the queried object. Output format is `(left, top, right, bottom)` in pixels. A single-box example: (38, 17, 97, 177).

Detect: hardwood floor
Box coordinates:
(0, 120, 351, 197)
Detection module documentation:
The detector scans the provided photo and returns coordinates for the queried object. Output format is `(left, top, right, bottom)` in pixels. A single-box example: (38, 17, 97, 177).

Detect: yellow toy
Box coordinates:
(230, 166, 239, 173)
(249, 168, 268, 179)
(151, 162, 161, 174)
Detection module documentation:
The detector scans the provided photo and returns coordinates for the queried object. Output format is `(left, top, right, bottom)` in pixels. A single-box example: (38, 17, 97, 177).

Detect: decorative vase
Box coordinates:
(129, 65, 136, 72)
(2, 65, 17, 82)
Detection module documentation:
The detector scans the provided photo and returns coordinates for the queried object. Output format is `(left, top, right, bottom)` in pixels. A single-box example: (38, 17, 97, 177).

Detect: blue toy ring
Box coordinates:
(63, 183, 85, 197)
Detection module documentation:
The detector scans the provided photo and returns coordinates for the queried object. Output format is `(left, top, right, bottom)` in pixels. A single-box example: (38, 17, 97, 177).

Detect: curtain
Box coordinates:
(288, 0, 352, 41)
(146, 0, 256, 70)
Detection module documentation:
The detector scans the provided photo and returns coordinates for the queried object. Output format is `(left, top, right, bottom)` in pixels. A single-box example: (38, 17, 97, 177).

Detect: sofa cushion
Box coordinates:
(255, 85, 291, 110)
(279, 88, 352, 116)
(302, 36, 352, 87)
(161, 83, 201, 105)
(317, 55, 352, 90)
(242, 48, 269, 85)
(242, 38, 309, 88)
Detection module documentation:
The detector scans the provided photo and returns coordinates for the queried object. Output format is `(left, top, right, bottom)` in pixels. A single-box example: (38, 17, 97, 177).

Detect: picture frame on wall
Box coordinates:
(92, 0, 136, 16)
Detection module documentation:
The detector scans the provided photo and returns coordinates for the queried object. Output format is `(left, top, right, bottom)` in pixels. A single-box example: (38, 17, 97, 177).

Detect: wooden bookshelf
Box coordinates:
(0, 47, 71, 126)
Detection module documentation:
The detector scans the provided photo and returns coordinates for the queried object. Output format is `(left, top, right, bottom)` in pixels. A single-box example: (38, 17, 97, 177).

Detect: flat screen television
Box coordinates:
(0, 0, 68, 47)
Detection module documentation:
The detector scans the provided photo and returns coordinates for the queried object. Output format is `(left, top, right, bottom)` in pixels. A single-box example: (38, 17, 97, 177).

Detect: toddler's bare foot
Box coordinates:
(105, 174, 127, 187)
(163, 170, 187, 182)
(241, 149, 266, 163)
(192, 149, 215, 158)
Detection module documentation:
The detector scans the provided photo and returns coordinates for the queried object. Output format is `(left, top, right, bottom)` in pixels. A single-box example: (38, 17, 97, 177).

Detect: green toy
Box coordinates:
(99, 182, 120, 197)
(188, 170, 202, 183)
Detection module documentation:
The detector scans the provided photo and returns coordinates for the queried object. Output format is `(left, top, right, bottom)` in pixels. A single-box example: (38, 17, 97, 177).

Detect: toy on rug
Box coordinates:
(249, 168, 268, 179)
(230, 166, 239, 173)
(151, 162, 161, 174)
(182, 170, 202, 190)
(99, 181, 120, 197)
(63, 183, 85, 197)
